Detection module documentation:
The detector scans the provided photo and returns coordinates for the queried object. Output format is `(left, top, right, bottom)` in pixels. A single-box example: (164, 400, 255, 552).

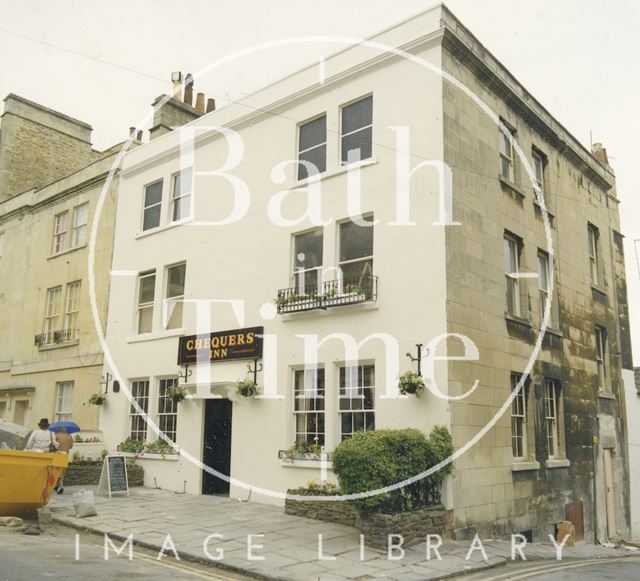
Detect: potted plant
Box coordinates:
(166, 384, 188, 403)
(87, 392, 107, 406)
(398, 371, 426, 397)
(236, 378, 259, 398)
(280, 439, 323, 461)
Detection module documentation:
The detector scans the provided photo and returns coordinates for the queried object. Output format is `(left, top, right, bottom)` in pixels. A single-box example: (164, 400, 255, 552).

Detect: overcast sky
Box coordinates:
(1, 0, 638, 361)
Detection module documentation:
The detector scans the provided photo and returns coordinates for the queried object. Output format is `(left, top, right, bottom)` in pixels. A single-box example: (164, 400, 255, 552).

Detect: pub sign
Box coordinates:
(178, 326, 263, 365)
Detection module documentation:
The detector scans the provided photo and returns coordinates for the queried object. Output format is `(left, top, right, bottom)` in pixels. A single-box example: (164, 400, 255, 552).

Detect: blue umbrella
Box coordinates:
(48, 421, 81, 433)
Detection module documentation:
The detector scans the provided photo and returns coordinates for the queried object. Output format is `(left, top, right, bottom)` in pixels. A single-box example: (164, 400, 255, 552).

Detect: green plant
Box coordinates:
(398, 371, 426, 397)
(71, 450, 81, 463)
(332, 427, 453, 513)
(100, 449, 109, 460)
(74, 434, 83, 442)
(144, 438, 176, 455)
(236, 378, 259, 398)
(288, 481, 340, 496)
(86, 392, 107, 406)
(166, 384, 188, 403)
(344, 283, 365, 295)
(282, 440, 322, 460)
(117, 437, 145, 453)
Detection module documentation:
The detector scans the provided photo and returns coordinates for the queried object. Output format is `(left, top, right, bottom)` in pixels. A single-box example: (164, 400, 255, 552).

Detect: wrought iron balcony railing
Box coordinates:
(34, 328, 79, 347)
(276, 275, 378, 314)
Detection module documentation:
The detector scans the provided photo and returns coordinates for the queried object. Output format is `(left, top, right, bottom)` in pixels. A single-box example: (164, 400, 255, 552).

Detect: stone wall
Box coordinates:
(285, 494, 446, 549)
(64, 462, 144, 487)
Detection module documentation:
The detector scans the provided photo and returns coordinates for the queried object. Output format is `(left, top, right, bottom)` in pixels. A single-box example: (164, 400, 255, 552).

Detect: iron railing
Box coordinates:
(34, 328, 78, 347)
(276, 275, 378, 314)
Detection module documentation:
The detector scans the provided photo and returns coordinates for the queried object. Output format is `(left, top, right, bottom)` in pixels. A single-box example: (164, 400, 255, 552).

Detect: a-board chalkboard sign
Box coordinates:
(97, 454, 129, 498)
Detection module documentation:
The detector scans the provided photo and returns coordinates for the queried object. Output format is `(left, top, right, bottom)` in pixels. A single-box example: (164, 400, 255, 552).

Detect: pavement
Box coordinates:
(46, 486, 637, 581)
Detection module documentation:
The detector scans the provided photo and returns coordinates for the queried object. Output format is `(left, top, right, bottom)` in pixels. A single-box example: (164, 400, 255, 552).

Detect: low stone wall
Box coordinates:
(64, 462, 144, 487)
(285, 493, 446, 549)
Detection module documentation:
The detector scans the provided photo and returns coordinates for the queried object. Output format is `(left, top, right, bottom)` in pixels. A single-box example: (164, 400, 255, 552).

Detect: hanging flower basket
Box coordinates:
(398, 371, 426, 397)
(166, 385, 188, 403)
(87, 392, 107, 406)
(236, 378, 259, 398)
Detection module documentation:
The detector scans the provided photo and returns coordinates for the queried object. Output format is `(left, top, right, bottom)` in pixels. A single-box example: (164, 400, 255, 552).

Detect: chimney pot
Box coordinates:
(183, 73, 194, 106)
(206, 98, 216, 113)
(137, 130, 143, 142)
(129, 126, 136, 136)
(195, 92, 205, 113)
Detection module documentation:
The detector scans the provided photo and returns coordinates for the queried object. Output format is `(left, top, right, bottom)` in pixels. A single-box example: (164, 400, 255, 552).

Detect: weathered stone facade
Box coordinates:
(64, 462, 144, 487)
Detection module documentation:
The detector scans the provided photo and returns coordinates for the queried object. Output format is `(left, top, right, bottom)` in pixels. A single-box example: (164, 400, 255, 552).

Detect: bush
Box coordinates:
(117, 437, 144, 453)
(332, 426, 453, 513)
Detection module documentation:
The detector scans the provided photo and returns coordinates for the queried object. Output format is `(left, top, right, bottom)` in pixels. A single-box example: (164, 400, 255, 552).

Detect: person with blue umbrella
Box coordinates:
(49, 421, 79, 494)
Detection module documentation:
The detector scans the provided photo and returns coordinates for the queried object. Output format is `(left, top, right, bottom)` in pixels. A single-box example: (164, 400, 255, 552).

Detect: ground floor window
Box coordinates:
(158, 377, 179, 442)
(511, 372, 527, 459)
(293, 367, 325, 446)
(55, 381, 74, 421)
(130, 379, 149, 441)
(339, 363, 375, 440)
(545, 378, 562, 458)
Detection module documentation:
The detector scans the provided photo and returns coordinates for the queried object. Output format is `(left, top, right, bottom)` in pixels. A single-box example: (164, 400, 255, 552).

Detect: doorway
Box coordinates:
(202, 399, 233, 495)
(603, 448, 616, 539)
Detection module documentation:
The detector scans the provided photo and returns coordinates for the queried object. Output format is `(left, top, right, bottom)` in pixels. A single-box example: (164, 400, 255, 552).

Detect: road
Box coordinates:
(0, 523, 251, 581)
(460, 556, 640, 580)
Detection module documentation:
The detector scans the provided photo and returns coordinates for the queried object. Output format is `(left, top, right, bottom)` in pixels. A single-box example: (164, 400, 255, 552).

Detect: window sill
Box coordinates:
(499, 177, 526, 199)
(136, 218, 193, 240)
(127, 328, 185, 344)
(280, 302, 379, 321)
(47, 244, 87, 260)
(597, 390, 615, 400)
(511, 461, 540, 472)
(546, 458, 570, 469)
(120, 451, 180, 461)
(291, 157, 378, 190)
(505, 313, 531, 326)
(38, 340, 79, 351)
(591, 284, 607, 297)
(279, 459, 333, 469)
(543, 326, 562, 337)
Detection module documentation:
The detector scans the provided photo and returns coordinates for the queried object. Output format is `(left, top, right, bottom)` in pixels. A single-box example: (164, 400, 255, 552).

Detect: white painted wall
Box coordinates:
(623, 369, 640, 540)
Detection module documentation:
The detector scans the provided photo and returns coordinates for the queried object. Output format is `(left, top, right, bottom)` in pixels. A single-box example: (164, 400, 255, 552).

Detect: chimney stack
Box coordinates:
(171, 71, 182, 98)
(592, 142, 610, 166)
(195, 92, 205, 113)
(206, 98, 216, 113)
(183, 73, 194, 107)
(137, 130, 143, 142)
(129, 126, 136, 137)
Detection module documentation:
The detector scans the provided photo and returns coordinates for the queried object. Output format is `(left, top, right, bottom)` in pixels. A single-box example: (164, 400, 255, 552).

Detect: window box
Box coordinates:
(120, 451, 180, 461)
(278, 449, 332, 462)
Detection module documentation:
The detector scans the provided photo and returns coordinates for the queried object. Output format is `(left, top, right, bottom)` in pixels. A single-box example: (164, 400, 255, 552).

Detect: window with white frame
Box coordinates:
(158, 378, 179, 442)
(511, 372, 527, 460)
(55, 381, 74, 422)
(43, 286, 62, 342)
(142, 180, 163, 231)
(504, 233, 522, 317)
(137, 271, 156, 334)
(588, 223, 600, 286)
(293, 367, 325, 446)
(544, 379, 560, 458)
(172, 169, 192, 222)
(339, 363, 375, 440)
(52, 211, 69, 254)
(165, 263, 186, 330)
(72, 203, 89, 248)
(532, 149, 546, 201)
(293, 228, 323, 295)
(298, 115, 327, 180)
(595, 326, 609, 392)
(537, 250, 550, 324)
(341, 95, 373, 164)
(339, 217, 374, 292)
(130, 379, 149, 442)
(499, 125, 514, 181)
(63, 281, 81, 341)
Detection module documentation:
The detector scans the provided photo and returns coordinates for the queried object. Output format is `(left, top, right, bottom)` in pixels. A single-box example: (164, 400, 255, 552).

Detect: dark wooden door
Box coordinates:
(202, 399, 232, 495)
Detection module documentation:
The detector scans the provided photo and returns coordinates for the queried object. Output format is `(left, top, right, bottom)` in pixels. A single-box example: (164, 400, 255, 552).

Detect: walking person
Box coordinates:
(24, 418, 58, 453)
(54, 427, 74, 494)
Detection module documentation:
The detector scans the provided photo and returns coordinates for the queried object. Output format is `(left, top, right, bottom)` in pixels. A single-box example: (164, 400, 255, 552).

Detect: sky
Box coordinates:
(1, 0, 639, 362)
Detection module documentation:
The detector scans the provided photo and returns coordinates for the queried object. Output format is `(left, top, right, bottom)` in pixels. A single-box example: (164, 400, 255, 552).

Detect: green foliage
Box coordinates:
(281, 440, 322, 459)
(236, 378, 259, 398)
(86, 392, 107, 406)
(332, 426, 453, 513)
(117, 437, 145, 453)
(398, 371, 426, 397)
(144, 438, 176, 455)
(165, 385, 188, 403)
(288, 481, 340, 496)
(117, 437, 177, 455)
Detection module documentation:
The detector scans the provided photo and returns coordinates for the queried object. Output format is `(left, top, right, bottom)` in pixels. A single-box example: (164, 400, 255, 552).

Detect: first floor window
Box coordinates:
(63, 281, 81, 341)
(504, 233, 522, 317)
(293, 228, 323, 294)
(595, 326, 608, 391)
(158, 378, 179, 442)
(137, 271, 156, 334)
(165, 263, 186, 329)
(544, 379, 560, 458)
(511, 373, 527, 459)
(293, 367, 325, 446)
(339, 217, 374, 294)
(130, 380, 149, 442)
(55, 381, 74, 421)
(44, 286, 62, 342)
(339, 364, 375, 440)
(588, 223, 600, 286)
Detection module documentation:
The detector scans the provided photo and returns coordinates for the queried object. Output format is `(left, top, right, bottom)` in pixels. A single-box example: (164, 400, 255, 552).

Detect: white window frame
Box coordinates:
(504, 233, 521, 317)
(293, 367, 325, 447)
(43, 286, 62, 343)
(588, 223, 600, 287)
(292, 228, 323, 295)
(137, 271, 156, 334)
(499, 125, 514, 181)
(142, 179, 163, 231)
(340, 95, 373, 165)
(71, 202, 89, 248)
(544, 379, 560, 459)
(157, 377, 179, 442)
(164, 262, 186, 330)
(297, 114, 327, 180)
(532, 149, 545, 200)
(537, 250, 549, 324)
(338, 363, 375, 441)
(338, 216, 374, 291)
(171, 169, 193, 223)
(129, 379, 150, 442)
(511, 373, 527, 460)
(63, 281, 81, 341)
(55, 381, 74, 422)
(595, 326, 609, 392)
(52, 211, 69, 254)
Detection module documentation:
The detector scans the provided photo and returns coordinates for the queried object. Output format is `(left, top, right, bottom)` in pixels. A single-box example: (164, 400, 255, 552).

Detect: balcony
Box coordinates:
(276, 275, 378, 314)
(34, 328, 79, 347)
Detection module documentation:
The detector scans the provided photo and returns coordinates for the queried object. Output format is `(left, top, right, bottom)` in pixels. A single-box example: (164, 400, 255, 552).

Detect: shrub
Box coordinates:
(117, 437, 144, 453)
(332, 426, 453, 513)
(144, 438, 177, 455)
